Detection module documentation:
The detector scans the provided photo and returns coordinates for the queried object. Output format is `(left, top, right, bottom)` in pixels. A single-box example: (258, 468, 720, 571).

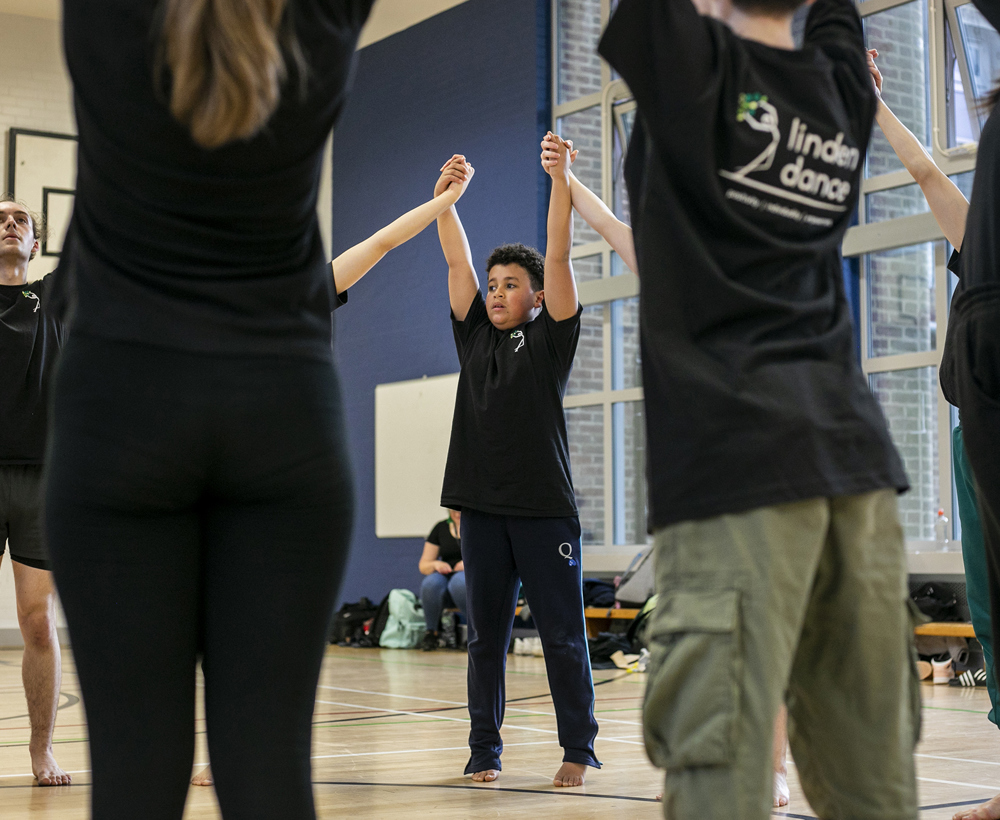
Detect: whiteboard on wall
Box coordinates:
(375, 372, 459, 538)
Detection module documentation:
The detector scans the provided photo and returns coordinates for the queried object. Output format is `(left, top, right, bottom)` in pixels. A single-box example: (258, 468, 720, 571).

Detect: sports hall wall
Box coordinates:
(0, 12, 74, 644)
(330, 0, 550, 606)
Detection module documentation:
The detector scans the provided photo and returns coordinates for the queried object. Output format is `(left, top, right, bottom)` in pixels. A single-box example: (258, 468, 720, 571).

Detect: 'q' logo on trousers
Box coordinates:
(559, 542, 577, 567)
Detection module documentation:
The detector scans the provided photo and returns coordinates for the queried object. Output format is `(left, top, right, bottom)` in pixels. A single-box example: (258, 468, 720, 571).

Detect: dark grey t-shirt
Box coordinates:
(0, 274, 65, 463)
(442, 292, 582, 518)
(600, 0, 908, 529)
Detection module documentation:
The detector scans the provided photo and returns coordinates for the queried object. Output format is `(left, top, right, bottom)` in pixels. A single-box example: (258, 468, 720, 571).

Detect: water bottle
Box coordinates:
(934, 505, 950, 550)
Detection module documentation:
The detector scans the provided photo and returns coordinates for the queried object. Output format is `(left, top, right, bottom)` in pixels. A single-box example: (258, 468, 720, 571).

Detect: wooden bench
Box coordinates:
(581, 614, 977, 641)
(914, 621, 976, 638)
(584, 607, 641, 638)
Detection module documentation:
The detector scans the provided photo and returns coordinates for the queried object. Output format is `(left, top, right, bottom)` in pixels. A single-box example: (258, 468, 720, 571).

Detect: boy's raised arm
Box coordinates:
(435, 155, 481, 321)
(868, 49, 968, 250)
(331, 158, 473, 294)
(541, 134, 638, 273)
(542, 133, 580, 322)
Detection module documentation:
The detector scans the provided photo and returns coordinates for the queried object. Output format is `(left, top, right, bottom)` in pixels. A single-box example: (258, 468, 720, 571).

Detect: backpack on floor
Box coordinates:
(378, 589, 426, 649)
(330, 597, 379, 645)
(627, 594, 658, 653)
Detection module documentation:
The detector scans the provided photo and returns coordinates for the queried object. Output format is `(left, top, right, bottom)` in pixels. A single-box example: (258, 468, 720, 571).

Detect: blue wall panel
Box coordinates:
(331, 0, 549, 606)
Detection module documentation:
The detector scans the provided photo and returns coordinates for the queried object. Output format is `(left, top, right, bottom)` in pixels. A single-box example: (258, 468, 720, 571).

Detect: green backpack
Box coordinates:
(378, 589, 426, 649)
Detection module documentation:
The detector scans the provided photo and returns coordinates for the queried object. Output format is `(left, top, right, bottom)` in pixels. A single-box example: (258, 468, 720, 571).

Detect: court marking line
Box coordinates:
(917, 776, 1000, 790)
(917, 752, 1000, 767)
(312, 779, 659, 803)
(314, 699, 644, 745)
(317, 685, 642, 727)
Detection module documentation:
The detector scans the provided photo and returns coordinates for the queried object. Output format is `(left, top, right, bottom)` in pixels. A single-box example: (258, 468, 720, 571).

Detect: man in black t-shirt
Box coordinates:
(600, 1, 918, 817)
(0, 199, 69, 787)
(434, 155, 600, 786)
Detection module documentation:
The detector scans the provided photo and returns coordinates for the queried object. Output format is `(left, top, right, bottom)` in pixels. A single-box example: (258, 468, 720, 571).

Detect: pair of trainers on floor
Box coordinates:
(917, 654, 989, 687)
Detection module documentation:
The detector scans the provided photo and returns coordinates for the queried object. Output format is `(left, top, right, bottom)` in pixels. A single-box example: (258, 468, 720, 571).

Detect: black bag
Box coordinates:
(626, 596, 657, 653)
(366, 593, 393, 646)
(582, 578, 616, 608)
(588, 632, 633, 669)
(911, 582, 960, 622)
(330, 597, 379, 644)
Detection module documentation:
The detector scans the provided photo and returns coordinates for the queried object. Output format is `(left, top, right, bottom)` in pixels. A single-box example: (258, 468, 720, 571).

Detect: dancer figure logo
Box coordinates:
(21, 291, 40, 313)
(558, 542, 577, 567)
(510, 330, 525, 352)
(734, 92, 781, 177)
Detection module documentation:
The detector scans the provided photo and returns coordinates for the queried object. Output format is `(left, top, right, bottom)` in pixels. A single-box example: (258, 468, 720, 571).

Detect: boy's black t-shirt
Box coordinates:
(427, 519, 462, 568)
(0, 275, 65, 464)
(59, 0, 374, 361)
(599, 0, 908, 530)
(442, 292, 582, 518)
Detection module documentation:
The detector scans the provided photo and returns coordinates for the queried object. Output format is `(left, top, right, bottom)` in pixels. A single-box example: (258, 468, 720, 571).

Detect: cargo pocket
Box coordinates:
(643, 589, 742, 770)
(905, 598, 926, 745)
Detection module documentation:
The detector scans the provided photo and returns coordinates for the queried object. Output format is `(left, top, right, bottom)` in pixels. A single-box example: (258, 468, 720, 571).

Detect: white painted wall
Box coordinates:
(0, 12, 74, 645)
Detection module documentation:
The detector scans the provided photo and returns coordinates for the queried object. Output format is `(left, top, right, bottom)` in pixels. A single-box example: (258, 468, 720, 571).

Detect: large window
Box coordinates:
(556, 0, 1000, 562)
(555, 0, 645, 566)
(847, 0, 1000, 552)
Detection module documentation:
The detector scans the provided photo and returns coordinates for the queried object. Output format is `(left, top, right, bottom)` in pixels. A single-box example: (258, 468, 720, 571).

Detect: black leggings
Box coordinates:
(44, 334, 354, 820)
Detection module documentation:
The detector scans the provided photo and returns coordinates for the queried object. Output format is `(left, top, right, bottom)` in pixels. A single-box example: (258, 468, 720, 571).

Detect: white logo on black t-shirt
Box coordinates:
(510, 330, 525, 353)
(21, 291, 40, 313)
(718, 92, 860, 224)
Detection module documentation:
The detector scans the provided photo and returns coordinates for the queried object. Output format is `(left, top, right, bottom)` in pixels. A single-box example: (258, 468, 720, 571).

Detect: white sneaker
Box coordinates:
(931, 656, 954, 684)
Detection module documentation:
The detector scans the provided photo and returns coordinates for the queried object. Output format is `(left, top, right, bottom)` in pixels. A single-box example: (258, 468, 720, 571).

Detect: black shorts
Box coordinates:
(1, 464, 50, 571)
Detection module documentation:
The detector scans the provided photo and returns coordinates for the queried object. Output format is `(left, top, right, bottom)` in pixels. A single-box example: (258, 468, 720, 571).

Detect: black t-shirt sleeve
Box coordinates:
(451, 290, 489, 358)
(971, 0, 1000, 36)
(948, 249, 962, 277)
(803, 0, 876, 146)
(599, 0, 720, 143)
(541, 302, 583, 373)
(316, 0, 377, 28)
(426, 519, 446, 546)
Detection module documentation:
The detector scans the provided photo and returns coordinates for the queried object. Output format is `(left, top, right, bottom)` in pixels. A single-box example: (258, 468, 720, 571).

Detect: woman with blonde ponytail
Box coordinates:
(44, 1, 376, 818)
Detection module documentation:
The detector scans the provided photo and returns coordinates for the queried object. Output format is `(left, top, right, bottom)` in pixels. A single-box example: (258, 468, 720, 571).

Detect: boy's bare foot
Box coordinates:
(31, 747, 71, 786)
(471, 769, 499, 782)
(773, 769, 790, 807)
(191, 765, 213, 786)
(954, 793, 1000, 820)
(553, 761, 586, 787)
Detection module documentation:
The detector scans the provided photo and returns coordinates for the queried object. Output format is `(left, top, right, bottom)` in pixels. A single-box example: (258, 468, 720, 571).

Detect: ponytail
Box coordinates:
(160, 0, 303, 149)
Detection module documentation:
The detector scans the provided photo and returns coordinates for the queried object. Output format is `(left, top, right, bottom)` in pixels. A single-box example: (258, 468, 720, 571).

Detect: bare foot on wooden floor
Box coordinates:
(191, 765, 213, 786)
(471, 769, 499, 782)
(773, 769, 790, 807)
(954, 794, 1000, 820)
(553, 761, 586, 787)
(31, 747, 71, 786)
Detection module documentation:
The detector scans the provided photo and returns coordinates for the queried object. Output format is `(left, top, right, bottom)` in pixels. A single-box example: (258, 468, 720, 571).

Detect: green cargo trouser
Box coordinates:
(646, 489, 920, 820)
(954, 425, 998, 725)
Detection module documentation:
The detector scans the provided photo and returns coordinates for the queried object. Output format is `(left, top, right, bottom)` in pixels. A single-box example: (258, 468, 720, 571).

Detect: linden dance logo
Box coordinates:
(720, 92, 859, 218)
(21, 291, 40, 312)
(510, 330, 525, 352)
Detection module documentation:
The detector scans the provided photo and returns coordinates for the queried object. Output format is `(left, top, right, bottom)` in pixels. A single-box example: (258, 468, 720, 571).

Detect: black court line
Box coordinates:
(0, 692, 80, 723)
(920, 798, 998, 811)
(315, 780, 658, 802)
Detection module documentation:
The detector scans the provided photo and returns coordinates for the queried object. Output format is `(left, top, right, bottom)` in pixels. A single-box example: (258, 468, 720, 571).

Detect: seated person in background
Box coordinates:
(419, 510, 466, 651)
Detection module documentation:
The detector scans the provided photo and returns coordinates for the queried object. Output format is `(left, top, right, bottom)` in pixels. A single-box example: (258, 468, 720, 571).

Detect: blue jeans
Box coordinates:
(420, 571, 467, 632)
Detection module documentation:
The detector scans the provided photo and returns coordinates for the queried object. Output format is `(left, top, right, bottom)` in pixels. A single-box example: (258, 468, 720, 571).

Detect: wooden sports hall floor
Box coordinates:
(2, 645, 1000, 818)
